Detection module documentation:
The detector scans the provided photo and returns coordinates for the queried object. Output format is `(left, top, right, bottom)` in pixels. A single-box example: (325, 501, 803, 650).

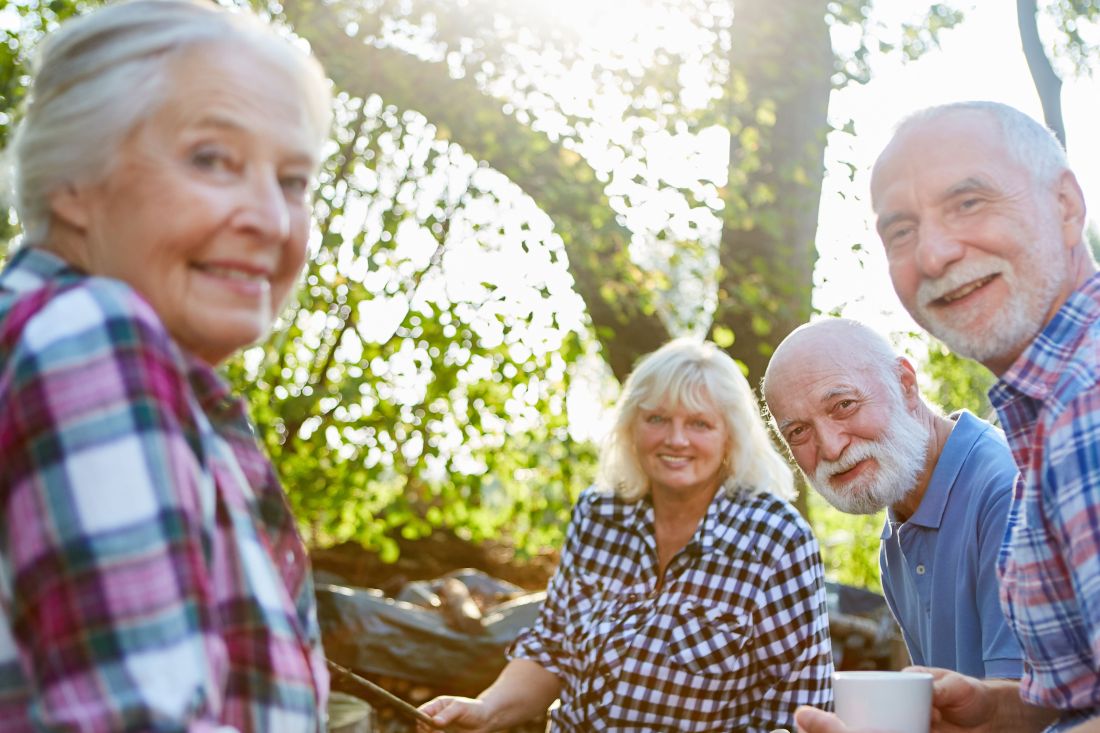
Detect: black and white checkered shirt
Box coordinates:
(509, 485, 834, 732)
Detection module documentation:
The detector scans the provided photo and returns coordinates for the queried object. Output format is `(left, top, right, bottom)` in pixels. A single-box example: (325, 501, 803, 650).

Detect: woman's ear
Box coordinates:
(47, 181, 93, 230)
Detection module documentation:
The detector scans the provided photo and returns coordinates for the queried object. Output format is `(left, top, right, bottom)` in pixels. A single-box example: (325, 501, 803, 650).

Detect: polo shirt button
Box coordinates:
(915, 564, 926, 575)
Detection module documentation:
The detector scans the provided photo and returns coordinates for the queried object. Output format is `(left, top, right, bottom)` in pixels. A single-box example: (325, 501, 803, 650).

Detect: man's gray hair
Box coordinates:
(894, 101, 1069, 188)
(5, 0, 332, 248)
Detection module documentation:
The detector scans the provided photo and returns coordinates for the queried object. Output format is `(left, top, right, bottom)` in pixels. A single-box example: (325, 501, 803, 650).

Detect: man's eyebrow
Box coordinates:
(876, 210, 911, 236)
(941, 176, 995, 201)
(774, 385, 859, 433)
(822, 385, 860, 403)
(876, 176, 996, 235)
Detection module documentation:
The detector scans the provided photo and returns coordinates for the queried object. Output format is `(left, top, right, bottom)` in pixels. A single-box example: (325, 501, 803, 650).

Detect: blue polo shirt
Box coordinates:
(879, 410, 1023, 678)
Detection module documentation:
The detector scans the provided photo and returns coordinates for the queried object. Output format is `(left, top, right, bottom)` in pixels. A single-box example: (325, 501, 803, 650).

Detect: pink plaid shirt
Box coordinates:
(0, 247, 328, 731)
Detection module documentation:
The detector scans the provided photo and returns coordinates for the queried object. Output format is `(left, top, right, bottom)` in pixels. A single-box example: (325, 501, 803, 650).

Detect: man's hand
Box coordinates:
(909, 667, 1053, 733)
(912, 667, 997, 731)
(794, 705, 892, 732)
(794, 667, 998, 733)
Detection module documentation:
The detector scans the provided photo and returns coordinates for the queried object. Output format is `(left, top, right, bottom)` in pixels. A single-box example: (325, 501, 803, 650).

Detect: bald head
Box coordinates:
(763, 318, 934, 517)
(764, 318, 899, 407)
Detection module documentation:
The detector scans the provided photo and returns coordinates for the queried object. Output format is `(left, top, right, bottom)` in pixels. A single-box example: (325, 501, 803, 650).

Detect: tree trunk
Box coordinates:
(712, 0, 833, 390)
(1017, 0, 1066, 146)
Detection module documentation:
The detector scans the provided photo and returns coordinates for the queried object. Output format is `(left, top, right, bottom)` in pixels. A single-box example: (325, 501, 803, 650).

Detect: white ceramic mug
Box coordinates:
(833, 671, 933, 733)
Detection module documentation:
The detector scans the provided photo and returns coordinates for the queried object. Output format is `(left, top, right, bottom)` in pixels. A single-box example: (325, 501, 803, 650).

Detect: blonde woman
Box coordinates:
(420, 338, 834, 732)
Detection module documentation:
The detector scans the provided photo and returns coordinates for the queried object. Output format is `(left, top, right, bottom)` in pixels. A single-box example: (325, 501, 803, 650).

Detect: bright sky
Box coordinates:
(560, 0, 1100, 437)
(816, 1, 1100, 339)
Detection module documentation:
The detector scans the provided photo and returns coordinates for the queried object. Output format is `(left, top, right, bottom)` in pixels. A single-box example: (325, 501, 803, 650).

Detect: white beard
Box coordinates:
(913, 248, 1062, 367)
(809, 399, 930, 515)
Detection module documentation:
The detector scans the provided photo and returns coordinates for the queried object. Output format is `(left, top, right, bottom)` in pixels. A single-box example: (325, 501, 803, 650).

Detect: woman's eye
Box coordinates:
(645, 414, 666, 424)
(280, 174, 311, 197)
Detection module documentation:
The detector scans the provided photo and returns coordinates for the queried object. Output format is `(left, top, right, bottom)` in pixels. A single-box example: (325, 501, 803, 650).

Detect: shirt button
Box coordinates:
(915, 564, 926, 575)
(286, 550, 296, 565)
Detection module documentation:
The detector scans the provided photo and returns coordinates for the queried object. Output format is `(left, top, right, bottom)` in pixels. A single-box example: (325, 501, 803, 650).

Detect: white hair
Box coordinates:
(6, 0, 332, 247)
(598, 337, 796, 502)
(892, 101, 1069, 188)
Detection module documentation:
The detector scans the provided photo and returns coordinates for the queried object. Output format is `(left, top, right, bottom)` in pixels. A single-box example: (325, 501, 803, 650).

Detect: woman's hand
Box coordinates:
(417, 695, 496, 733)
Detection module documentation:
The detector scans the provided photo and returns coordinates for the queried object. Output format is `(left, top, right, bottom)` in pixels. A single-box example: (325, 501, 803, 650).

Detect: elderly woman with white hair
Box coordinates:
(0, 0, 331, 729)
(420, 338, 834, 732)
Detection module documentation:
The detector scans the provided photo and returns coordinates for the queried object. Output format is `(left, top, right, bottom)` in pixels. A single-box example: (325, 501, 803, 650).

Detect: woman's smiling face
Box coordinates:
(633, 402, 729, 499)
(50, 42, 321, 365)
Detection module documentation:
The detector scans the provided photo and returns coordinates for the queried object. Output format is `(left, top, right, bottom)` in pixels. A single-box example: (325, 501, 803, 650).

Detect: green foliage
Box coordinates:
(223, 94, 599, 555)
(921, 338, 995, 419)
(0, 0, 975, 583)
(1042, 0, 1100, 77)
(0, 0, 90, 247)
(806, 489, 883, 592)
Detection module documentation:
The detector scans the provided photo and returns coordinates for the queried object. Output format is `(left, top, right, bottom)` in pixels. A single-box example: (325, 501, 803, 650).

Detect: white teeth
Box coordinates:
(202, 266, 266, 282)
(941, 275, 994, 303)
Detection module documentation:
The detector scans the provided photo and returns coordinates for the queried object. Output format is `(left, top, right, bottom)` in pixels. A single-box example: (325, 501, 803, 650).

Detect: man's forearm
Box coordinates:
(984, 679, 1058, 733)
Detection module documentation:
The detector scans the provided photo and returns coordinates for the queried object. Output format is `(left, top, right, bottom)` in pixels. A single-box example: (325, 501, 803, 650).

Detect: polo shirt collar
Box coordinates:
(882, 411, 984, 534)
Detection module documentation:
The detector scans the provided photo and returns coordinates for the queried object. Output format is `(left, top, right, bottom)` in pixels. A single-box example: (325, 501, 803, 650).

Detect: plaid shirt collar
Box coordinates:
(594, 487, 741, 559)
(992, 271, 1100, 404)
(2, 247, 245, 423)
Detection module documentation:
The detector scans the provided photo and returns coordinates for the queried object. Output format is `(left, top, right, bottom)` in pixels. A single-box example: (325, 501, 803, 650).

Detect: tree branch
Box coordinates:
(1017, 0, 1065, 147)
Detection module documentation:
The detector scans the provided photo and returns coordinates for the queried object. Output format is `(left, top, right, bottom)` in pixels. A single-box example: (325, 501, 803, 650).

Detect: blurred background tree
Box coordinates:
(1, 0, 1096, 587)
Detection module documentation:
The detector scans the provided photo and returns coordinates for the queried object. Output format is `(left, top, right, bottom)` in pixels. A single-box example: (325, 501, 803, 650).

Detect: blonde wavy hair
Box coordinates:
(597, 337, 795, 502)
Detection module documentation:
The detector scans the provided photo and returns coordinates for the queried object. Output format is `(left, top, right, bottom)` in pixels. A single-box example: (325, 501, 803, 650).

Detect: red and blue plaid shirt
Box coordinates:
(992, 272, 1100, 732)
(509, 484, 834, 732)
(0, 247, 328, 731)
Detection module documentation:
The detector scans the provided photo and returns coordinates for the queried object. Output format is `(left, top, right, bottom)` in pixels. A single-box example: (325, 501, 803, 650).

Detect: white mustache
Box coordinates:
(916, 258, 1003, 305)
(816, 441, 877, 483)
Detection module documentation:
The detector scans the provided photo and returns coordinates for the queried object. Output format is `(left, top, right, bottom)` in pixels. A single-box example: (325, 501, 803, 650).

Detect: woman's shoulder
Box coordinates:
(572, 483, 624, 516)
(5, 273, 178, 362)
(718, 488, 815, 547)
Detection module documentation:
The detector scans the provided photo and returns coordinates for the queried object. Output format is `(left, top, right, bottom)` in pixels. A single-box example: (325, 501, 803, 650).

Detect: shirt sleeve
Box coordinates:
(0, 281, 237, 732)
(1047, 386, 1100, 673)
(505, 498, 589, 683)
(752, 516, 835, 729)
(976, 478, 1024, 678)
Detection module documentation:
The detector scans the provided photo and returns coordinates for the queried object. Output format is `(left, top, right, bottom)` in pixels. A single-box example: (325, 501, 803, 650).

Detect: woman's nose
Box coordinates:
(234, 171, 291, 241)
(664, 422, 689, 445)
